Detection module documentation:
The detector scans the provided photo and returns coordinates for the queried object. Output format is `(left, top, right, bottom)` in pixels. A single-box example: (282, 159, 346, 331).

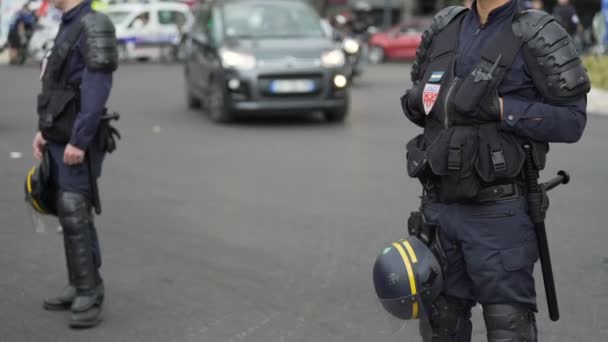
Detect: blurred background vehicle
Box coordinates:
(106, 1, 193, 62)
(183, 0, 350, 123)
(368, 18, 429, 64)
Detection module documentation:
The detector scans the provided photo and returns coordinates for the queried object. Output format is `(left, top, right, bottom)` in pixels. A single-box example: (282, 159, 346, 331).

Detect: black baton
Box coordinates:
(86, 149, 101, 215)
(523, 145, 568, 322)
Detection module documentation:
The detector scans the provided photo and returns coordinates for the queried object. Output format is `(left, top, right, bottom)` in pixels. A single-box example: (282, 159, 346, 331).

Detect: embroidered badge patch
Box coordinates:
(423, 84, 441, 115)
(429, 71, 444, 83)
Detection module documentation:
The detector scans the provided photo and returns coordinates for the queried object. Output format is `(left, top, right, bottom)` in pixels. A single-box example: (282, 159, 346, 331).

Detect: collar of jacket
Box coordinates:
(470, 0, 519, 26)
(61, 0, 92, 24)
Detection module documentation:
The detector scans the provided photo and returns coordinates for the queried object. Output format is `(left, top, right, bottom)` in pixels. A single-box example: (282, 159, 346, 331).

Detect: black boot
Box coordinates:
(70, 280, 104, 328)
(58, 192, 104, 329)
(43, 285, 77, 311)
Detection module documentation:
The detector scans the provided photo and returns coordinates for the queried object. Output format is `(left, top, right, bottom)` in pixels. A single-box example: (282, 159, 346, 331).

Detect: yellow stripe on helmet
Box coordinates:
(26, 167, 47, 214)
(392, 242, 419, 319)
(402, 240, 418, 264)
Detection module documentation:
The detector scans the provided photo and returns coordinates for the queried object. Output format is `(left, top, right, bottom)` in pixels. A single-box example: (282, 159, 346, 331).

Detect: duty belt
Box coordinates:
(424, 182, 524, 204)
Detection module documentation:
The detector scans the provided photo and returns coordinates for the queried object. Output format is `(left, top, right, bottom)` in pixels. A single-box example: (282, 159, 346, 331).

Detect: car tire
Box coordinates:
(206, 76, 233, 123)
(369, 46, 385, 64)
(324, 105, 349, 123)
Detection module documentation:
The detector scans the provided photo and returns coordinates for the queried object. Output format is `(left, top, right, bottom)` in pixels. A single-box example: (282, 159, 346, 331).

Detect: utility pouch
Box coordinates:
(37, 88, 79, 144)
(95, 120, 121, 153)
(475, 123, 526, 183)
(452, 56, 502, 115)
(406, 134, 430, 178)
(427, 126, 481, 202)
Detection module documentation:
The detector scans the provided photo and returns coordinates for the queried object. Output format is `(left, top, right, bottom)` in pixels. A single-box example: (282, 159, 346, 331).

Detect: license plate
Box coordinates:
(270, 80, 315, 94)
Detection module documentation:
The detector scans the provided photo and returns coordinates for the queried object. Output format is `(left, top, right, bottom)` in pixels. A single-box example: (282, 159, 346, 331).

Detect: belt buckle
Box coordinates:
(476, 183, 518, 204)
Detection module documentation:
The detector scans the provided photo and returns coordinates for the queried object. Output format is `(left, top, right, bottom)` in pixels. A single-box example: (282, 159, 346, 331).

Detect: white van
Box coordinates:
(106, 2, 193, 61)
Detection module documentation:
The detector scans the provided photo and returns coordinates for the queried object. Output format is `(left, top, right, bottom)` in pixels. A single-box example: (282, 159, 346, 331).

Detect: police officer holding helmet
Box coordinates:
(30, 0, 118, 329)
(396, 0, 589, 341)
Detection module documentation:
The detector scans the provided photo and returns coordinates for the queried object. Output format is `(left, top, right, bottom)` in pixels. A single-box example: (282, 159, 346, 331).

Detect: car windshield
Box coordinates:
(106, 11, 132, 26)
(222, 1, 324, 39)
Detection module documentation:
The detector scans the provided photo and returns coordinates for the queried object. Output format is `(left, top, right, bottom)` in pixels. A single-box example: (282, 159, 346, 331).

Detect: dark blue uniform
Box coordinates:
(46, 0, 112, 199)
(403, 1, 588, 340)
(45, 0, 112, 269)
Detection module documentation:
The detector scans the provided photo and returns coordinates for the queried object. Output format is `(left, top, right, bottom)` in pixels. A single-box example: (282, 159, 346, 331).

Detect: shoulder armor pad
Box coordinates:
(513, 10, 590, 103)
(82, 12, 118, 73)
(411, 6, 467, 82)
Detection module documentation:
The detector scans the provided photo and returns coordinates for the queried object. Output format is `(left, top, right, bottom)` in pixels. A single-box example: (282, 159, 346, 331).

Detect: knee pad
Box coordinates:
(424, 295, 473, 342)
(57, 192, 93, 235)
(483, 304, 537, 342)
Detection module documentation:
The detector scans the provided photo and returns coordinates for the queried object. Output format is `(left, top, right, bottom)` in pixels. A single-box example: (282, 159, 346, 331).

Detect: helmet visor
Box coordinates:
(24, 199, 50, 233)
(345, 288, 432, 340)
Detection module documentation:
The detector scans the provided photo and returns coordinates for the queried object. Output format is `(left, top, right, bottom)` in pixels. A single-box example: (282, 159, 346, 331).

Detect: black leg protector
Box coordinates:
(57, 192, 104, 328)
(483, 304, 537, 342)
(421, 295, 474, 342)
(58, 192, 99, 293)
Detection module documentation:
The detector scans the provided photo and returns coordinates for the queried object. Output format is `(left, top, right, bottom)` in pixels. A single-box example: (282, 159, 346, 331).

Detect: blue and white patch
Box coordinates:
(428, 71, 445, 83)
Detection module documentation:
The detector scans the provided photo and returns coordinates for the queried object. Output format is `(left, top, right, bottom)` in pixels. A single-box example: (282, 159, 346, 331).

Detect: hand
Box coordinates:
(404, 83, 425, 115)
(32, 131, 47, 160)
(63, 144, 85, 165)
(477, 90, 503, 122)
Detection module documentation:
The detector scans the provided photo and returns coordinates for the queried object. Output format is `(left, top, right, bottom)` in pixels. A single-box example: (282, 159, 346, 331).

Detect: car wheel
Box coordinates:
(324, 105, 349, 123)
(369, 46, 385, 64)
(207, 76, 233, 123)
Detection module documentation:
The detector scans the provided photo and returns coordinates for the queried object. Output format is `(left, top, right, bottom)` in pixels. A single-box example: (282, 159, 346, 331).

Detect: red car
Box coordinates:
(369, 19, 431, 63)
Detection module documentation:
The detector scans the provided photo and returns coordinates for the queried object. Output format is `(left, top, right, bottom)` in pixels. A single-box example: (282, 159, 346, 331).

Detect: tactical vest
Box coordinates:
(37, 20, 84, 144)
(406, 11, 549, 203)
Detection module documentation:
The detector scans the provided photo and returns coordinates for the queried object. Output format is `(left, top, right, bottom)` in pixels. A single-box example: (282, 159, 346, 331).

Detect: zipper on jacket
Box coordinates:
(443, 79, 459, 128)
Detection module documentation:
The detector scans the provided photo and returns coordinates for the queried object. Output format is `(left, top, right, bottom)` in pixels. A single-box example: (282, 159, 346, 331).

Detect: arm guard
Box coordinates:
(411, 6, 468, 83)
(513, 10, 590, 104)
(81, 12, 118, 73)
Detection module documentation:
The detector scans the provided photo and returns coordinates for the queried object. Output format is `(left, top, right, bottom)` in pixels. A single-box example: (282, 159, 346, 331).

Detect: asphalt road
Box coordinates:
(1, 63, 607, 342)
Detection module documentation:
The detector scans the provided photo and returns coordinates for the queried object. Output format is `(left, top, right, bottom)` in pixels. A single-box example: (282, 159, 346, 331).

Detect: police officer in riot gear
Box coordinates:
(31, 0, 117, 329)
(401, 0, 589, 341)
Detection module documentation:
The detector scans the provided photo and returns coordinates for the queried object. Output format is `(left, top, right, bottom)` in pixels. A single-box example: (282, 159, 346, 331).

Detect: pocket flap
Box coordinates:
(427, 126, 478, 177)
(46, 89, 77, 119)
(500, 242, 539, 272)
(406, 134, 428, 178)
(475, 124, 525, 183)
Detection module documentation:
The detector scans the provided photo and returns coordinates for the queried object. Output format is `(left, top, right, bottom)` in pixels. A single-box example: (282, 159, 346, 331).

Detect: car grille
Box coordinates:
(257, 57, 322, 69)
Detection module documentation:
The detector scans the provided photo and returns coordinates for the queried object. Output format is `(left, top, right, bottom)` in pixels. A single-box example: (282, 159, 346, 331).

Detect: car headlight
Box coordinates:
(321, 49, 345, 68)
(219, 48, 256, 70)
(343, 38, 360, 54)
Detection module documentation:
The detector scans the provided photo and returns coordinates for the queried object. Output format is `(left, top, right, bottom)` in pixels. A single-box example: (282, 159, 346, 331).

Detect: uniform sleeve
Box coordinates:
(69, 68, 113, 150)
(501, 95, 587, 143)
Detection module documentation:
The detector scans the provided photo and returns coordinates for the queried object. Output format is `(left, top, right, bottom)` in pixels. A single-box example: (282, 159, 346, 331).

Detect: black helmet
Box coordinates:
(373, 236, 443, 320)
(24, 151, 57, 216)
